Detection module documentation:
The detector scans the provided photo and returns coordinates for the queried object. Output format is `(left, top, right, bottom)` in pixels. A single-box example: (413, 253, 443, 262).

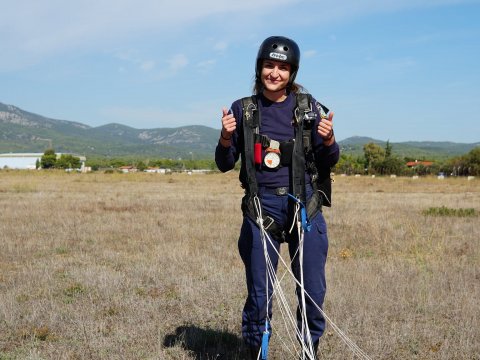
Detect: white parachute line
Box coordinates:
(285, 203, 316, 360)
(259, 219, 318, 360)
(259, 219, 372, 360)
(262, 230, 298, 334)
(260, 227, 306, 357)
(253, 194, 371, 360)
(256, 196, 305, 356)
(298, 227, 315, 359)
(265, 252, 300, 353)
(254, 196, 272, 334)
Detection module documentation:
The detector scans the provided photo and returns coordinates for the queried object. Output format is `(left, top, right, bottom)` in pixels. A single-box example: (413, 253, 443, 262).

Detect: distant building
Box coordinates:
(118, 165, 137, 173)
(145, 167, 170, 174)
(0, 153, 41, 169)
(406, 160, 433, 168)
(0, 153, 86, 170)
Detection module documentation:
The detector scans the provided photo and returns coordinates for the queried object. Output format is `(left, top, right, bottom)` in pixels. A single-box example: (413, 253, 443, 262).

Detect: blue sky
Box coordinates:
(1, 0, 479, 143)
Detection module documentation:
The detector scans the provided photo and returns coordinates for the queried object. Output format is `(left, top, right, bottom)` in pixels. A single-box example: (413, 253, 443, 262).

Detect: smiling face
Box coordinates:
(260, 59, 291, 100)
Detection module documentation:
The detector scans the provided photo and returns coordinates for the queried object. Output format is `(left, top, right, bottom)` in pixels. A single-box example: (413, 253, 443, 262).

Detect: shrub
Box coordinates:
(422, 206, 477, 217)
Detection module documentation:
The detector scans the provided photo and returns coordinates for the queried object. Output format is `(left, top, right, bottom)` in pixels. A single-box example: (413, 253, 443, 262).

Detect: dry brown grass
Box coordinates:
(0, 170, 478, 359)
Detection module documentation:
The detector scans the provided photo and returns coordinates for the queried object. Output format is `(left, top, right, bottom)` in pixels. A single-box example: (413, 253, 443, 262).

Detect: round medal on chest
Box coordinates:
(264, 151, 281, 169)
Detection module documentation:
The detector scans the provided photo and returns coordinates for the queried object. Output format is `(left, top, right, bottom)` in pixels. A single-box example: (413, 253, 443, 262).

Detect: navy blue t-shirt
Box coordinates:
(215, 92, 339, 188)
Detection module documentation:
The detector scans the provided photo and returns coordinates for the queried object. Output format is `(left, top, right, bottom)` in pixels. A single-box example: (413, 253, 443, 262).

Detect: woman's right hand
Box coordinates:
(220, 107, 236, 145)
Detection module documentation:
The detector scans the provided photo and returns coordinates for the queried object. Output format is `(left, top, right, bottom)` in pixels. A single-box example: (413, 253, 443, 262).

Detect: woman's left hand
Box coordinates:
(317, 112, 335, 145)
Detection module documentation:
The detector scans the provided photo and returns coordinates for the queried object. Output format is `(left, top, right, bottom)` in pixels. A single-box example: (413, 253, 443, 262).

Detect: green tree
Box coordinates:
(379, 141, 405, 175)
(361, 141, 408, 175)
(55, 154, 81, 169)
(381, 156, 404, 175)
(40, 149, 57, 169)
(336, 154, 364, 175)
(363, 142, 385, 174)
(109, 158, 128, 168)
(465, 147, 480, 175)
(136, 161, 147, 172)
(385, 140, 392, 158)
(446, 146, 480, 176)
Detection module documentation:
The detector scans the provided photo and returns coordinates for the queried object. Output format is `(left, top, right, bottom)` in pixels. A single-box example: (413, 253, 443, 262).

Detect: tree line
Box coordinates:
(336, 142, 480, 176)
(40, 144, 480, 176)
(84, 157, 218, 172)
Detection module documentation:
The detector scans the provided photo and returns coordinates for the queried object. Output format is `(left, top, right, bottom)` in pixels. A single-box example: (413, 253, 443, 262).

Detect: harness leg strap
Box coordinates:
(262, 215, 286, 243)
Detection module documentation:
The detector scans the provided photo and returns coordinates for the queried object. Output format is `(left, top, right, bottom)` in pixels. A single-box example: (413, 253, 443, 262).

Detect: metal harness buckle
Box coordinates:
(263, 216, 275, 230)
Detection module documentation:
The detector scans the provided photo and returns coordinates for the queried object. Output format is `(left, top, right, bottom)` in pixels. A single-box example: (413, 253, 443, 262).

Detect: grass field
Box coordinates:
(0, 171, 478, 359)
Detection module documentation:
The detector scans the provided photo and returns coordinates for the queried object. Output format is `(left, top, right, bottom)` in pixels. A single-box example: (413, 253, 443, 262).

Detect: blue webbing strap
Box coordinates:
(287, 193, 312, 232)
(261, 319, 270, 360)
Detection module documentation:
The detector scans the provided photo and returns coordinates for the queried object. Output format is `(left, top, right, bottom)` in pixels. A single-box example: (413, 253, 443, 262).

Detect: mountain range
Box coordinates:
(1, 102, 478, 160)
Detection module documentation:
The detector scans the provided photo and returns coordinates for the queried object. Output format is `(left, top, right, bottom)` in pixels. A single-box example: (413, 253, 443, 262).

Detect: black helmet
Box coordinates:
(255, 36, 300, 86)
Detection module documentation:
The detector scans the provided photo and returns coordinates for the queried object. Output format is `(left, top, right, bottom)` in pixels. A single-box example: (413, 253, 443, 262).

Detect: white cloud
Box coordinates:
(304, 50, 317, 58)
(366, 56, 417, 71)
(196, 59, 217, 73)
(214, 41, 228, 53)
(168, 54, 189, 72)
(0, 0, 298, 69)
(112, 50, 155, 72)
(140, 60, 155, 72)
(99, 103, 219, 129)
(0, 0, 474, 71)
(113, 52, 187, 79)
(301, 0, 479, 21)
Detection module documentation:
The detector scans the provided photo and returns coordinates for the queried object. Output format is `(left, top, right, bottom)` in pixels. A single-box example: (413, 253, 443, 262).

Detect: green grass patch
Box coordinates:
(63, 283, 86, 303)
(54, 246, 68, 255)
(422, 206, 477, 217)
(11, 183, 37, 193)
(0, 352, 17, 360)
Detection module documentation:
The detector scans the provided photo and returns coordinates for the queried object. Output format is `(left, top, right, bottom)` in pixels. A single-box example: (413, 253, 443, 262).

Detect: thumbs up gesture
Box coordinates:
(317, 111, 335, 145)
(220, 107, 236, 142)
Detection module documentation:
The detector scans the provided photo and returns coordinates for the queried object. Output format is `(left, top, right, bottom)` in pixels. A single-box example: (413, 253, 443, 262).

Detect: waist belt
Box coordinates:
(259, 186, 289, 196)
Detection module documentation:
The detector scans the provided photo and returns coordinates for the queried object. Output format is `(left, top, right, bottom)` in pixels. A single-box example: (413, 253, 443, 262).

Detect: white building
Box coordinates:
(0, 153, 86, 170)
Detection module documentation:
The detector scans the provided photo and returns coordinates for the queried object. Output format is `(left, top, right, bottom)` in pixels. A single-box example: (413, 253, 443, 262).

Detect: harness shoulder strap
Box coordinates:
(296, 93, 311, 112)
(291, 93, 315, 203)
(296, 93, 332, 215)
(240, 96, 259, 195)
(309, 95, 334, 208)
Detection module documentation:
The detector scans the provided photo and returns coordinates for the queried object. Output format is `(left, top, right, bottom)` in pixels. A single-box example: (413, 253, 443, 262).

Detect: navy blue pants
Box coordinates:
(238, 188, 328, 348)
